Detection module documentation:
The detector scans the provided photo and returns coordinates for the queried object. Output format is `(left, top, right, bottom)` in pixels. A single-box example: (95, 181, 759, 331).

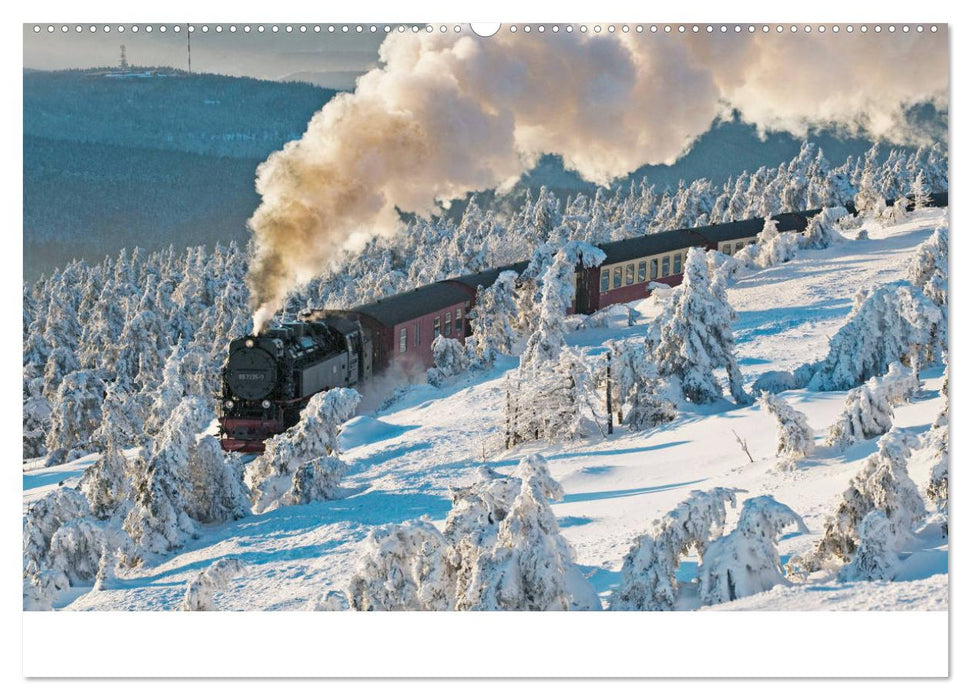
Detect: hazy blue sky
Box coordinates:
(23, 23, 390, 88)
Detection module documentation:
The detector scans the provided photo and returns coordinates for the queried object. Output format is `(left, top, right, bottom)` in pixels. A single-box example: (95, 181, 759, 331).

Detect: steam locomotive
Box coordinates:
(218, 315, 372, 452)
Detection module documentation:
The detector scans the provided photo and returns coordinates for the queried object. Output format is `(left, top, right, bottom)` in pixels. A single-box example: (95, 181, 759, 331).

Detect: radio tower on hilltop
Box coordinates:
(119, 44, 128, 70)
(187, 25, 192, 73)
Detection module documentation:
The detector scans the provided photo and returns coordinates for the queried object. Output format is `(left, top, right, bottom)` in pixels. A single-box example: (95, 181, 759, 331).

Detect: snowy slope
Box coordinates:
(23, 208, 949, 611)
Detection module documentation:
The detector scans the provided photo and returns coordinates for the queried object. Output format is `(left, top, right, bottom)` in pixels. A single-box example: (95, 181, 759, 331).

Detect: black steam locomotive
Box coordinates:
(219, 315, 372, 452)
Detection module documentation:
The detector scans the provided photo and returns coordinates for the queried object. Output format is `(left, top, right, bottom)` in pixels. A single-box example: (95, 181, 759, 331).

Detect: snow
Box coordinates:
(23, 208, 948, 611)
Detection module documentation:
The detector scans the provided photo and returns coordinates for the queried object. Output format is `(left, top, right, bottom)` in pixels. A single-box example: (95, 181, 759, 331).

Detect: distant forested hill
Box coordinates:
(23, 69, 336, 278)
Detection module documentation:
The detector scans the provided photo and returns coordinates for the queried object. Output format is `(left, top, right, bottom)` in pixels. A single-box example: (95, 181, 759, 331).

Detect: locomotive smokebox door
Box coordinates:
(225, 345, 278, 400)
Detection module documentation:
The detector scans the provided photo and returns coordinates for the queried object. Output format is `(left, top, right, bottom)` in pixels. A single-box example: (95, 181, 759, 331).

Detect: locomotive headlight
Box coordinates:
(224, 400, 234, 409)
(245, 339, 255, 348)
(261, 400, 271, 409)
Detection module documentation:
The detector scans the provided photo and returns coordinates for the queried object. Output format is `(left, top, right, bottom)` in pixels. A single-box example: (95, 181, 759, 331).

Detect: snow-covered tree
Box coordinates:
(460, 458, 598, 611)
(924, 383, 949, 537)
(520, 241, 605, 372)
(468, 271, 520, 365)
(799, 207, 847, 250)
(23, 374, 52, 459)
(426, 336, 471, 387)
(90, 381, 143, 451)
(698, 495, 807, 606)
(825, 362, 918, 449)
(246, 388, 360, 513)
(648, 247, 749, 405)
(185, 437, 250, 524)
(911, 169, 930, 210)
(797, 283, 942, 391)
(796, 430, 925, 572)
(506, 349, 587, 447)
(836, 510, 899, 582)
(758, 391, 815, 459)
(606, 340, 678, 431)
(123, 397, 212, 554)
(612, 487, 742, 611)
(45, 370, 106, 466)
(79, 441, 131, 520)
(183, 558, 248, 611)
(754, 217, 799, 268)
(347, 519, 454, 611)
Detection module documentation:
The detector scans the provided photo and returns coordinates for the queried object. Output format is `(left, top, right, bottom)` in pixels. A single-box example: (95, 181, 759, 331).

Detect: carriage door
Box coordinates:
(574, 266, 593, 314)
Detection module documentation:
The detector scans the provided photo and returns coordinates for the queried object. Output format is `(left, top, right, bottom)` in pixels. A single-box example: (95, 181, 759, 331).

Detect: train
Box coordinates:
(219, 192, 948, 452)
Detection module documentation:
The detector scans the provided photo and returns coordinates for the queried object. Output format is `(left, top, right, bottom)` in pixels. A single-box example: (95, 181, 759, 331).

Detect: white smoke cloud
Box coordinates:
(247, 28, 948, 328)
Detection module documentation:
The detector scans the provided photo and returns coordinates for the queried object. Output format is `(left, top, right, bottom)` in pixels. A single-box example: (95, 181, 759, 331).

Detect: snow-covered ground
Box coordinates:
(23, 208, 949, 611)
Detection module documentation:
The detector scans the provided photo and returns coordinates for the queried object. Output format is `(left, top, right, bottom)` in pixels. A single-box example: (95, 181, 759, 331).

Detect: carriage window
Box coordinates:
(637, 261, 647, 282)
(721, 243, 732, 255)
(626, 263, 635, 286)
(414, 322, 420, 347)
(735, 241, 746, 253)
(673, 253, 683, 274)
(455, 307, 463, 335)
(600, 269, 609, 292)
(433, 317, 441, 338)
(650, 259, 658, 279)
(399, 328, 407, 353)
(445, 312, 452, 336)
(613, 266, 622, 289)
(661, 256, 670, 277)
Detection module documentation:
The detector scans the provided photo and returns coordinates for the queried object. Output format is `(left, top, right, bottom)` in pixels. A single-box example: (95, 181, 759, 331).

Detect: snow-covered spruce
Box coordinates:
(796, 429, 926, 572)
(44, 370, 106, 466)
(647, 247, 749, 405)
(246, 388, 360, 514)
(837, 510, 900, 583)
(606, 340, 677, 431)
(611, 487, 742, 611)
(924, 395, 949, 537)
(183, 558, 248, 611)
(426, 336, 470, 387)
(79, 440, 131, 520)
(345, 454, 596, 611)
(90, 381, 143, 452)
(754, 217, 800, 268)
(467, 270, 519, 366)
(346, 518, 454, 611)
(23, 487, 104, 609)
(520, 240, 605, 373)
(799, 207, 847, 250)
(825, 362, 918, 449)
(758, 391, 814, 460)
(23, 373, 51, 459)
(698, 495, 808, 606)
(123, 396, 214, 554)
(795, 282, 942, 392)
(186, 436, 250, 524)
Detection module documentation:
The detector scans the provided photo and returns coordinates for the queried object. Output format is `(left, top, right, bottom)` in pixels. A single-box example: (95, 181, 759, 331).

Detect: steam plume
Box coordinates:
(247, 28, 947, 328)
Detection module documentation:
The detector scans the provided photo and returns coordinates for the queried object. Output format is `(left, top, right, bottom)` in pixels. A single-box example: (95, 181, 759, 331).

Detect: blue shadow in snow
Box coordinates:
(561, 478, 705, 505)
(23, 467, 86, 491)
(557, 516, 594, 528)
(488, 441, 692, 468)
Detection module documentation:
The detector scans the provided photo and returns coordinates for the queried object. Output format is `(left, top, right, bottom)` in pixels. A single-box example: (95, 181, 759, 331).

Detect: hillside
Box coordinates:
(23, 207, 949, 612)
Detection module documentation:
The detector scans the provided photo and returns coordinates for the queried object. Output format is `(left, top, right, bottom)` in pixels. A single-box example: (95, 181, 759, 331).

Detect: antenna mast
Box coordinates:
(119, 44, 128, 70)
(187, 24, 192, 73)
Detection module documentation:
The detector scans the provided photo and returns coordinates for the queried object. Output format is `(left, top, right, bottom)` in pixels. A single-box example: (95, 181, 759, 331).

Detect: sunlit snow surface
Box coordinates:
(24, 209, 949, 611)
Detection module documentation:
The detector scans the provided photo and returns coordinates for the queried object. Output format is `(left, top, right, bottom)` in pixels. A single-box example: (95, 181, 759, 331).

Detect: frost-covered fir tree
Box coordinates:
(825, 362, 918, 449)
(426, 336, 471, 387)
(185, 437, 250, 524)
(924, 377, 949, 537)
(758, 391, 814, 459)
(23, 374, 52, 460)
(79, 440, 130, 520)
(754, 217, 799, 268)
(123, 397, 212, 555)
(347, 518, 454, 611)
(796, 430, 925, 572)
(612, 487, 742, 611)
(520, 241, 605, 372)
(506, 349, 587, 447)
(799, 207, 847, 250)
(183, 558, 248, 611)
(797, 283, 942, 391)
(911, 169, 931, 210)
(461, 459, 598, 611)
(648, 247, 749, 405)
(467, 270, 519, 365)
(698, 495, 807, 606)
(606, 340, 677, 431)
(45, 370, 106, 466)
(836, 510, 899, 583)
(90, 380, 143, 452)
(246, 388, 360, 513)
